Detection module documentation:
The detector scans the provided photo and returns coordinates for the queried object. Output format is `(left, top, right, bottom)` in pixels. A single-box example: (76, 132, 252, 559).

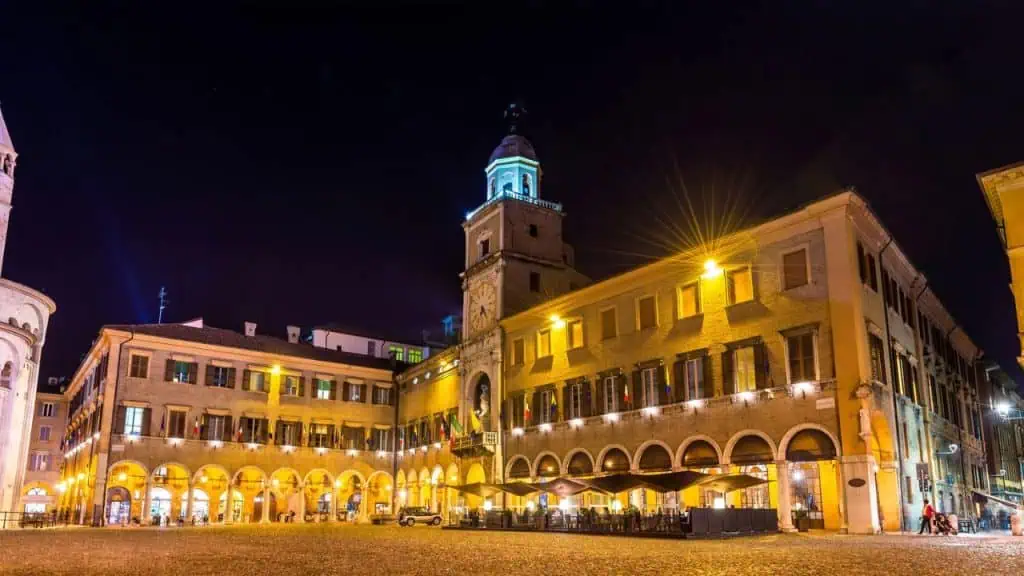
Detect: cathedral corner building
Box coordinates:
(56, 123, 990, 535)
(0, 106, 58, 515)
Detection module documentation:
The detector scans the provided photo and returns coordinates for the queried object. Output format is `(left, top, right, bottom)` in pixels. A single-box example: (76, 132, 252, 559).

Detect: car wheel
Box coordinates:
(406, 518, 415, 527)
(432, 517, 441, 526)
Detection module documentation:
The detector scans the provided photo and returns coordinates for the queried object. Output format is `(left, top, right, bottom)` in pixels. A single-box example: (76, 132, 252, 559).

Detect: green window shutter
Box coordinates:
(164, 359, 175, 382)
(141, 408, 152, 437)
(205, 364, 215, 387)
(361, 384, 368, 403)
(722, 350, 735, 396)
(330, 380, 338, 400)
(227, 368, 236, 389)
(343, 382, 351, 401)
(241, 369, 251, 391)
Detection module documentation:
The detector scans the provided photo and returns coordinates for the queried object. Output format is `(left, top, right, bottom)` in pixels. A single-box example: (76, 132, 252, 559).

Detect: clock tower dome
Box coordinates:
(461, 105, 586, 341)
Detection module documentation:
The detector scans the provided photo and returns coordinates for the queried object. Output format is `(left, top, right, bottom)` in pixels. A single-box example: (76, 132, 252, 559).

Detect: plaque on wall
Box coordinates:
(848, 478, 866, 488)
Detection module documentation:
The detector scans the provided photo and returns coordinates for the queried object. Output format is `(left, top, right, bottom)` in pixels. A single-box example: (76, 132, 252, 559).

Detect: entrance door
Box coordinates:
(150, 487, 172, 524)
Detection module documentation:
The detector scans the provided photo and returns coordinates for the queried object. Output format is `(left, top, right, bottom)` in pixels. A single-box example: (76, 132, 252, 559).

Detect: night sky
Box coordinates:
(2, 3, 1023, 387)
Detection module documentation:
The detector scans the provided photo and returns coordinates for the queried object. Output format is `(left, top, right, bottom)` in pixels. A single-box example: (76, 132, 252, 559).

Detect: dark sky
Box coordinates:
(2, 2, 1023, 387)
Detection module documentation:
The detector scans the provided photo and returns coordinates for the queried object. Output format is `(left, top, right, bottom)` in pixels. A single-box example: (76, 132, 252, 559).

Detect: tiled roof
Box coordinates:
(103, 323, 400, 371)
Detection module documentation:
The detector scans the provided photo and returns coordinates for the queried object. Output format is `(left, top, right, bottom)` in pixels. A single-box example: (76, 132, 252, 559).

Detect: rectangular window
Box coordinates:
(733, 346, 757, 393)
(350, 383, 362, 402)
(30, 452, 50, 471)
(600, 308, 617, 340)
(171, 361, 196, 384)
(480, 238, 490, 258)
(210, 366, 232, 388)
(371, 427, 391, 451)
(315, 378, 332, 400)
(308, 424, 328, 448)
(129, 355, 149, 378)
(240, 417, 267, 444)
(511, 338, 525, 366)
(641, 367, 658, 407)
(508, 396, 523, 428)
(124, 406, 145, 436)
(38, 426, 51, 442)
(407, 349, 423, 363)
(637, 296, 657, 330)
(529, 272, 540, 293)
(249, 371, 267, 393)
(567, 383, 583, 419)
(678, 283, 700, 318)
(539, 388, 556, 424)
(168, 411, 186, 438)
(40, 403, 55, 418)
(856, 242, 867, 284)
(568, 319, 584, 349)
(282, 375, 300, 397)
(536, 329, 551, 358)
(868, 333, 885, 384)
(529, 223, 538, 237)
(787, 332, 816, 383)
(389, 345, 404, 362)
(867, 253, 878, 291)
(373, 386, 391, 406)
(727, 268, 754, 304)
(278, 421, 301, 446)
(684, 357, 704, 401)
(367, 341, 376, 356)
(782, 248, 809, 290)
(603, 376, 618, 413)
(206, 415, 226, 441)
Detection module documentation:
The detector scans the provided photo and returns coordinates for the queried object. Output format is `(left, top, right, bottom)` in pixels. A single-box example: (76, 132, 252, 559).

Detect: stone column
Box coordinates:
(142, 478, 152, 525)
(261, 486, 270, 523)
(357, 488, 369, 523)
(185, 484, 193, 524)
(775, 460, 795, 532)
(834, 461, 848, 534)
(224, 489, 233, 525)
(329, 485, 338, 522)
(840, 454, 881, 534)
(297, 483, 306, 523)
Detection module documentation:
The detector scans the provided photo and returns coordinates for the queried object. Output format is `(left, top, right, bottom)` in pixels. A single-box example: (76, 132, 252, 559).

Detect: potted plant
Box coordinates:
(793, 508, 810, 532)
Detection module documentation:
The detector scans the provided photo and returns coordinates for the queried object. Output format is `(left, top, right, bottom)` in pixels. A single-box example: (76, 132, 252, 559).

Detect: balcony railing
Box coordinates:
(465, 191, 562, 221)
(451, 432, 498, 458)
(109, 434, 398, 461)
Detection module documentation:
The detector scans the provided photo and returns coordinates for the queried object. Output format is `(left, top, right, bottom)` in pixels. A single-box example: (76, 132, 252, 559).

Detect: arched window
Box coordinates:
(0, 362, 12, 389)
(27, 487, 47, 497)
(489, 178, 496, 199)
(501, 173, 514, 194)
(522, 174, 531, 196)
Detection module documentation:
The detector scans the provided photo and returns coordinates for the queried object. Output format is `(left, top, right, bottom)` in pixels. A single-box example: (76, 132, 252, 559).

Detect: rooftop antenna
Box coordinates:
(157, 286, 169, 324)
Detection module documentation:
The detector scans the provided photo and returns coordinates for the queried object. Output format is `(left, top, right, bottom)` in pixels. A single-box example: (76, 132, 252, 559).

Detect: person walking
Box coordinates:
(918, 499, 935, 534)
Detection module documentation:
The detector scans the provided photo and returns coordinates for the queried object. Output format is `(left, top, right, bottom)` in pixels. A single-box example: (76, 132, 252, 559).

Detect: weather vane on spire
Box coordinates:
(504, 101, 528, 134)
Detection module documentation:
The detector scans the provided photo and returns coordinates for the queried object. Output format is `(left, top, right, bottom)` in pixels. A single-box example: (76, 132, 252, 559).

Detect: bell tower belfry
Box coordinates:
(0, 104, 17, 275)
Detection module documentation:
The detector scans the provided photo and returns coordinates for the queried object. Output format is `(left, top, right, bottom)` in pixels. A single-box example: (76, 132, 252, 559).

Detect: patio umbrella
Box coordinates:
(497, 483, 541, 497)
(579, 473, 646, 495)
(454, 483, 504, 498)
(532, 477, 593, 497)
(696, 474, 768, 493)
(635, 470, 708, 493)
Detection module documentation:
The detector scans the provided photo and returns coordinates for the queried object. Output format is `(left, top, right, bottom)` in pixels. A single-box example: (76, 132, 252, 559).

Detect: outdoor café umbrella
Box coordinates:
(695, 473, 768, 493)
(497, 482, 542, 497)
(532, 477, 594, 498)
(454, 483, 504, 499)
(635, 470, 708, 493)
(579, 473, 647, 495)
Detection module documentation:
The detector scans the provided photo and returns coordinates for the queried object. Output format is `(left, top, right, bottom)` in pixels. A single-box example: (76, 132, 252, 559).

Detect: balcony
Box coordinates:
(465, 191, 562, 221)
(451, 432, 498, 459)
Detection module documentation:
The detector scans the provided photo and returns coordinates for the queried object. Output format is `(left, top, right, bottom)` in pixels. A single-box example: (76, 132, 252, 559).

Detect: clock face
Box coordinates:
(470, 280, 497, 333)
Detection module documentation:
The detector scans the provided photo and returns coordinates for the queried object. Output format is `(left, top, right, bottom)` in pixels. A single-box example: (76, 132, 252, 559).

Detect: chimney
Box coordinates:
(244, 322, 257, 337)
(286, 325, 300, 344)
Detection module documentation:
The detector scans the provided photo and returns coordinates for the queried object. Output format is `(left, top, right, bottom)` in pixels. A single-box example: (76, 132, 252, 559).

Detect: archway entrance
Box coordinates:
(786, 428, 839, 529)
(106, 487, 131, 525)
(185, 489, 210, 523)
(149, 487, 172, 524)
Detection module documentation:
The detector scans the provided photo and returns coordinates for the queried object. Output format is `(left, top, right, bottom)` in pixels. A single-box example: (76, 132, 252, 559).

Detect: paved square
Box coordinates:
(0, 525, 1021, 575)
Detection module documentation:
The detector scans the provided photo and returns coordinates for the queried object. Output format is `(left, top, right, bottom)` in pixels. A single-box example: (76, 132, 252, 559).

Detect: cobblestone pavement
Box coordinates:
(0, 524, 1021, 575)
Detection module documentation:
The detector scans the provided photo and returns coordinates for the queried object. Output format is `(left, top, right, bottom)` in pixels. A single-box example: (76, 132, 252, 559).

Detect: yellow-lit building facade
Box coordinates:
(57, 321, 403, 526)
(979, 161, 1024, 369)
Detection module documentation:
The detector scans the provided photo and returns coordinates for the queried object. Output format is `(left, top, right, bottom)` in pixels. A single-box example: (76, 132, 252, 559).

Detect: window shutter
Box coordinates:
(531, 391, 541, 426)
(225, 416, 233, 441)
(361, 384, 368, 403)
(562, 385, 570, 419)
(343, 382, 351, 401)
(595, 378, 605, 415)
(582, 380, 592, 418)
(754, 342, 769, 389)
(751, 266, 761, 301)
(856, 242, 866, 284)
(141, 408, 152, 437)
(261, 419, 270, 443)
(299, 377, 306, 398)
(275, 420, 284, 444)
(330, 380, 338, 401)
(205, 364, 215, 387)
(114, 406, 127, 434)
(227, 368, 236, 389)
(200, 414, 208, 441)
(657, 365, 668, 405)
(701, 355, 712, 398)
(672, 361, 685, 403)
(164, 359, 175, 382)
(241, 369, 251, 391)
(188, 362, 198, 384)
(630, 370, 641, 410)
(722, 350, 735, 395)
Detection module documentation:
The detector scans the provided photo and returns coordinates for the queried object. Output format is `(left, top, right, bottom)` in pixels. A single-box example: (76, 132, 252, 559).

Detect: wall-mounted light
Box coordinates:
(347, 449, 359, 457)
(271, 365, 281, 375)
(702, 259, 723, 279)
(642, 406, 660, 418)
(603, 412, 620, 424)
(511, 427, 524, 436)
(117, 472, 127, 482)
(315, 447, 327, 455)
(550, 315, 565, 329)
(377, 450, 388, 458)
(737, 391, 755, 404)
(569, 418, 584, 429)
(433, 442, 442, 449)
(208, 440, 223, 449)
(539, 423, 552, 433)
(792, 381, 815, 397)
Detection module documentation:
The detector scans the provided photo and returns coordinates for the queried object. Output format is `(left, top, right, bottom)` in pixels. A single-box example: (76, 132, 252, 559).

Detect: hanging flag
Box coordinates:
(523, 394, 531, 424)
(449, 412, 464, 436)
(549, 392, 558, 421)
(193, 417, 200, 438)
(470, 409, 482, 433)
(623, 377, 631, 408)
(235, 421, 242, 442)
(159, 413, 166, 436)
